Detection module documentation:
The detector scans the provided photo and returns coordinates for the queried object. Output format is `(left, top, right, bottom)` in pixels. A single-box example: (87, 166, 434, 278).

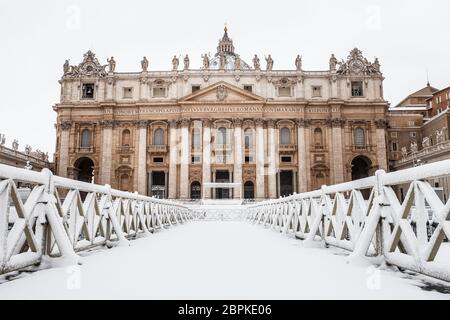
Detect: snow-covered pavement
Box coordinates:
(0, 221, 449, 299)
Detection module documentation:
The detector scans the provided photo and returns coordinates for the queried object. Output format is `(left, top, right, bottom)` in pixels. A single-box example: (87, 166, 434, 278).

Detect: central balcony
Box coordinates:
(279, 144, 297, 153)
(148, 145, 168, 153)
(213, 144, 232, 152)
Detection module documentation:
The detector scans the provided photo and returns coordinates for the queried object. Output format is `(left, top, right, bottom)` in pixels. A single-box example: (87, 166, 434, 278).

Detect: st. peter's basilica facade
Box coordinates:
(54, 28, 388, 200)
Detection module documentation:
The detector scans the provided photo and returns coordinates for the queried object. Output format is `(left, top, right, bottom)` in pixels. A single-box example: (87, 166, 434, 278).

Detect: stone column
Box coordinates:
(375, 119, 388, 171)
(255, 118, 265, 199)
(100, 120, 114, 186)
(233, 118, 243, 199)
(179, 118, 190, 199)
(267, 119, 277, 198)
(58, 121, 72, 177)
(297, 119, 308, 193)
(202, 119, 212, 199)
(106, 77, 115, 100)
(139, 77, 149, 100)
(168, 120, 178, 199)
(331, 119, 345, 184)
(137, 120, 148, 195)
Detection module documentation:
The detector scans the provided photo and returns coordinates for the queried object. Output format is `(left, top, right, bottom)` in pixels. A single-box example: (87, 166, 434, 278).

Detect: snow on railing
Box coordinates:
(246, 159, 450, 283)
(0, 164, 195, 275)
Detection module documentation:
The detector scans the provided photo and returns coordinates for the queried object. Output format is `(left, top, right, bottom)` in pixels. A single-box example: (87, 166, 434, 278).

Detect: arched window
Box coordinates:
(190, 181, 201, 199)
(244, 129, 253, 148)
(354, 127, 365, 147)
(81, 129, 91, 148)
(154, 128, 164, 145)
(314, 128, 323, 146)
(192, 128, 201, 149)
(280, 127, 291, 145)
(217, 127, 227, 145)
(120, 174, 130, 192)
(122, 129, 131, 147)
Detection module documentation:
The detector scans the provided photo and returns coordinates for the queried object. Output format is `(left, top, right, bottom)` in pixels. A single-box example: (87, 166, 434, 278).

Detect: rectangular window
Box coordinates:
(123, 87, 133, 99)
(153, 87, 166, 98)
(410, 132, 416, 137)
(390, 132, 398, 138)
(153, 157, 164, 163)
(351, 81, 364, 97)
(281, 156, 291, 163)
(192, 85, 201, 93)
(82, 83, 95, 99)
(191, 156, 201, 164)
(312, 86, 322, 97)
(245, 156, 253, 164)
(392, 142, 398, 151)
(243, 85, 253, 93)
(278, 86, 291, 97)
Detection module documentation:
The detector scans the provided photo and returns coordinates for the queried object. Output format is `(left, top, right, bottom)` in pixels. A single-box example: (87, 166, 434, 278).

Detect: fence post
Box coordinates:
(41, 169, 81, 265)
(375, 169, 386, 256)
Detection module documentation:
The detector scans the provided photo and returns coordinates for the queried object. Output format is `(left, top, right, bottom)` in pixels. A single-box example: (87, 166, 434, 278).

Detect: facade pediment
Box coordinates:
(179, 81, 265, 104)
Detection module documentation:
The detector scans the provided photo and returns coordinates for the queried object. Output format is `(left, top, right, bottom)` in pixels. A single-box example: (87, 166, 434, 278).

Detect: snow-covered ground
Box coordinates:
(0, 221, 449, 300)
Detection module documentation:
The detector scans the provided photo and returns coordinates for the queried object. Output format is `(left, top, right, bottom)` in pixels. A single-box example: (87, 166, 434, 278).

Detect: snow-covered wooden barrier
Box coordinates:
(0, 164, 195, 275)
(247, 160, 450, 283)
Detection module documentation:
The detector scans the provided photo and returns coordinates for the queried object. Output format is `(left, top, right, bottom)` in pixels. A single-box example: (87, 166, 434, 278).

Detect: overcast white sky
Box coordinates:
(0, 0, 449, 160)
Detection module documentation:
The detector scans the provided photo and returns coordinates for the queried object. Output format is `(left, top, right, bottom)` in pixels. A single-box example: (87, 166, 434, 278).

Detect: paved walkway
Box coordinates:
(0, 221, 448, 299)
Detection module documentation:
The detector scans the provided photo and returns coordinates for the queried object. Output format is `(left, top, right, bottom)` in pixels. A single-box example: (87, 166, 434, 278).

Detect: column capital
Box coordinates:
(233, 118, 243, 127)
(136, 120, 149, 128)
(100, 120, 116, 128)
(202, 118, 212, 127)
(331, 118, 345, 128)
(169, 119, 178, 128)
(295, 118, 309, 128)
(255, 118, 265, 127)
(374, 119, 388, 129)
(180, 118, 190, 127)
(60, 121, 72, 131)
(266, 119, 276, 128)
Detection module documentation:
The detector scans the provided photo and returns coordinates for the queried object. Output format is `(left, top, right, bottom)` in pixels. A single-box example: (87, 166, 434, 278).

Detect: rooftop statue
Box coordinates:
(253, 54, 260, 71)
(219, 52, 226, 70)
(107, 56, 116, 73)
(234, 55, 241, 70)
(63, 59, 70, 75)
(172, 55, 179, 71)
(12, 139, 19, 151)
(184, 54, 190, 70)
(265, 54, 274, 71)
(202, 53, 210, 69)
(141, 56, 149, 72)
(0, 134, 5, 146)
(329, 54, 338, 71)
(295, 55, 302, 71)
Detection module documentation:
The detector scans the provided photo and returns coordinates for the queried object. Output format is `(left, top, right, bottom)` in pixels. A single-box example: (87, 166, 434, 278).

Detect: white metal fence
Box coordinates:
(0, 164, 195, 275)
(247, 160, 450, 283)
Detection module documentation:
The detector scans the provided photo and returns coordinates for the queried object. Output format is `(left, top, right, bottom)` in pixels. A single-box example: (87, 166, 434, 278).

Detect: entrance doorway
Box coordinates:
(190, 181, 201, 199)
(74, 157, 94, 183)
(351, 156, 372, 181)
(151, 171, 166, 199)
(215, 171, 230, 199)
(280, 171, 294, 197)
(244, 181, 255, 199)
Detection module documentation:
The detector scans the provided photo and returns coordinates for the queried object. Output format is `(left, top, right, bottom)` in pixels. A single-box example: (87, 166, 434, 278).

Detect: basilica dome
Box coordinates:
(206, 27, 252, 71)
